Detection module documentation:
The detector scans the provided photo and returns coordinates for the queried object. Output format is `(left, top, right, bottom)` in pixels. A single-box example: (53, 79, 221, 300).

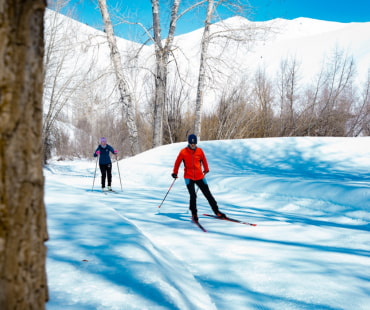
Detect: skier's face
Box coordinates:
(189, 143, 196, 150)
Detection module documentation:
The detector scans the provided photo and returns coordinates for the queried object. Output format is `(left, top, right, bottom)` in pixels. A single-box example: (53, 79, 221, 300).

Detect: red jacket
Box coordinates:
(173, 146, 209, 180)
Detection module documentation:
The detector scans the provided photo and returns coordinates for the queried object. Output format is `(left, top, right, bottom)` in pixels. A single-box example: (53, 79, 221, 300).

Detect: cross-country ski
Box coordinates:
(192, 220, 207, 232)
(203, 213, 257, 226)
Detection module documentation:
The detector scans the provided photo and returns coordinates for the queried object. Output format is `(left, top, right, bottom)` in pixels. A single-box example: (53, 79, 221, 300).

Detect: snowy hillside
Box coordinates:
(171, 16, 370, 95)
(45, 10, 370, 112)
(45, 137, 370, 310)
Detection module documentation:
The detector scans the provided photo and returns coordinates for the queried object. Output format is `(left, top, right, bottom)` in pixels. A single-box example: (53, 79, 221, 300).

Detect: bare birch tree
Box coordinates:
(0, 0, 48, 308)
(98, 0, 141, 155)
(277, 57, 301, 136)
(43, 2, 96, 163)
(253, 68, 274, 137)
(115, 0, 204, 146)
(194, 0, 215, 138)
(151, 0, 181, 147)
(314, 49, 356, 136)
(193, 0, 266, 139)
(346, 70, 370, 136)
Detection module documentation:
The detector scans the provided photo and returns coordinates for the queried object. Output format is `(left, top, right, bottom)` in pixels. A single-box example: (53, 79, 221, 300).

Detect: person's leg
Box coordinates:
(107, 163, 112, 187)
(196, 179, 225, 216)
(100, 164, 107, 188)
(186, 179, 198, 221)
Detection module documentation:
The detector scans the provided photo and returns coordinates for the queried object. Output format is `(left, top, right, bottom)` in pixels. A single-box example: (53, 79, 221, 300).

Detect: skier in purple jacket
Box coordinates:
(94, 137, 118, 191)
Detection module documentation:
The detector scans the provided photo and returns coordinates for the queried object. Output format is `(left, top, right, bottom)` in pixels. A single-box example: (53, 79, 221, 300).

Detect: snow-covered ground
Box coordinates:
(45, 137, 370, 310)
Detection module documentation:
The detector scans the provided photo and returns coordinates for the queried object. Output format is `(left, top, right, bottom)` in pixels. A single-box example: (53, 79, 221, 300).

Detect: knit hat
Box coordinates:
(188, 134, 197, 144)
(100, 137, 107, 143)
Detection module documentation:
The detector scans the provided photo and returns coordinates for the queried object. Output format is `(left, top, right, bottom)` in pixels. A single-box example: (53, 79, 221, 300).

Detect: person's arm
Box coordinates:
(93, 146, 100, 157)
(108, 145, 118, 155)
(200, 149, 209, 174)
(172, 150, 184, 177)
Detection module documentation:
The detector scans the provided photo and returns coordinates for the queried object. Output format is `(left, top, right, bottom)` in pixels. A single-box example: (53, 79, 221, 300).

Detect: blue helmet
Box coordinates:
(188, 134, 197, 144)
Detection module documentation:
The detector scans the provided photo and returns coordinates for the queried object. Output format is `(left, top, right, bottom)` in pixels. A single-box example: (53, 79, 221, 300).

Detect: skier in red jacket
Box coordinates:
(172, 134, 226, 223)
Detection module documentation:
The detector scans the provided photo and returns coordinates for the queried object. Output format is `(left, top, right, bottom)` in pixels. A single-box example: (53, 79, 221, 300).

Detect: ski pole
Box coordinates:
(158, 178, 177, 208)
(116, 156, 123, 191)
(92, 155, 99, 191)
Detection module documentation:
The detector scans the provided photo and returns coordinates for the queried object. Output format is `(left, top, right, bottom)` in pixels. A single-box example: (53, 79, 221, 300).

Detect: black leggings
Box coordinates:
(99, 163, 112, 187)
(186, 179, 219, 215)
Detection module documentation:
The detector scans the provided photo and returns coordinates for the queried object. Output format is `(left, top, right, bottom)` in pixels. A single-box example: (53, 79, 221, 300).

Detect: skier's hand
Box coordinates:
(203, 170, 209, 175)
(95, 151, 100, 155)
(114, 150, 118, 154)
(171, 173, 178, 179)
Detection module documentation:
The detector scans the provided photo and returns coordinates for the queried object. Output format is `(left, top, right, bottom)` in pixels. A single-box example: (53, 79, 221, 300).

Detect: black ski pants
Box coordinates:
(186, 178, 219, 216)
(99, 163, 112, 188)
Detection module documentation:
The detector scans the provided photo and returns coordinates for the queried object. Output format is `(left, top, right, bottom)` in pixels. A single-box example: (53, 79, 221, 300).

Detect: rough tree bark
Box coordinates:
(0, 0, 48, 309)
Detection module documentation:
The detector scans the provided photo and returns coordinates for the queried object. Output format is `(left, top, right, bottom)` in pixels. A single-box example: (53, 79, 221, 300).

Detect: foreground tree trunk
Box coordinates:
(0, 0, 48, 309)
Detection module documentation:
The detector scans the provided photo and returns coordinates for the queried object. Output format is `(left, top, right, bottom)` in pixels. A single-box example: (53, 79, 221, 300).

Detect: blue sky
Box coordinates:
(59, 0, 370, 41)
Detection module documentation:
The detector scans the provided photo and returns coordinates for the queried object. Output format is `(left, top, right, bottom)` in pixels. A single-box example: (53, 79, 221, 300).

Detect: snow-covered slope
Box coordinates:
(45, 137, 370, 310)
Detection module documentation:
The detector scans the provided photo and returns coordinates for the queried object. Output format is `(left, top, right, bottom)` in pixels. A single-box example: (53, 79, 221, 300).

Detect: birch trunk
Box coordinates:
(98, 0, 141, 155)
(151, 0, 180, 147)
(0, 0, 48, 308)
(194, 0, 215, 138)
(151, 0, 163, 147)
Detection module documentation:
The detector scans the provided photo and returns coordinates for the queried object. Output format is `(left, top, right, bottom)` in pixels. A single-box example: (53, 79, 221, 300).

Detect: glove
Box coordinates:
(114, 150, 118, 154)
(95, 151, 100, 155)
(203, 170, 209, 175)
(171, 173, 178, 179)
